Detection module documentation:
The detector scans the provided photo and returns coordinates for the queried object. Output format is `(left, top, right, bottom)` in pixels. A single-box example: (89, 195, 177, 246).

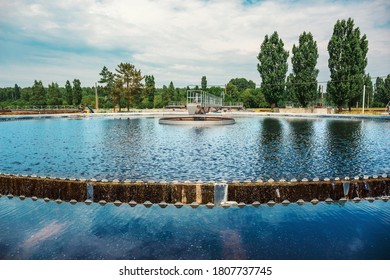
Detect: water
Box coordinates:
(1, 116, 390, 260)
(0, 116, 389, 181)
(0, 197, 389, 260)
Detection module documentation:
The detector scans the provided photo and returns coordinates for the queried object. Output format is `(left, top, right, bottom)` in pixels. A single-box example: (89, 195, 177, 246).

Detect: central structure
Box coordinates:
(186, 90, 223, 114)
(159, 89, 236, 125)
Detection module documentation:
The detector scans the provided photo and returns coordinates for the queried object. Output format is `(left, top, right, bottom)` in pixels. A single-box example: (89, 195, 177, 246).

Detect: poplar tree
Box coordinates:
(65, 80, 73, 105)
(168, 81, 175, 101)
(201, 76, 207, 90)
(289, 32, 319, 107)
(327, 18, 368, 111)
(72, 79, 82, 105)
(14, 84, 20, 100)
(257, 31, 289, 107)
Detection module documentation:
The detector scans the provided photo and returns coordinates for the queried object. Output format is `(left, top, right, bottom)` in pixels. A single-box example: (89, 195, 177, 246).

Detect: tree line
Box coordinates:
(0, 71, 269, 110)
(1, 18, 390, 110)
(256, 18, 385, 111)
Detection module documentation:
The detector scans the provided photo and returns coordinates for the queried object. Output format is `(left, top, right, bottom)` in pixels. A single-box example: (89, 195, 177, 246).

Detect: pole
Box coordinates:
(95, 82, 99, 112)
(362, 85, 366, 114)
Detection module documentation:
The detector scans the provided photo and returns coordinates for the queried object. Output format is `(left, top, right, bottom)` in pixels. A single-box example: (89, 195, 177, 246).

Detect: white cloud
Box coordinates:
(0, 0, 389, 87)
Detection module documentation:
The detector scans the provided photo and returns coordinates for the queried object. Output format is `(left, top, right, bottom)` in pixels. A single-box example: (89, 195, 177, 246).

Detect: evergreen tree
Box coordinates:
(116, 62, 133, 111)
(72, 79, 82, 105)
(113, 78, 123, 112)
(31, 80, 46, 106)
(115, 62, 143, 111)
(65, 80, 73, 105)
(99, 66, 116, 110)
(327, 18, 368, 111)
(257, 31, 289, 107)
(289, 32, 319, 107)
(130, 69, 143, 107)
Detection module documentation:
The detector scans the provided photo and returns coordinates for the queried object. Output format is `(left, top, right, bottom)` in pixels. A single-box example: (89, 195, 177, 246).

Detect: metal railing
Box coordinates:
(187, 90, 223, 107)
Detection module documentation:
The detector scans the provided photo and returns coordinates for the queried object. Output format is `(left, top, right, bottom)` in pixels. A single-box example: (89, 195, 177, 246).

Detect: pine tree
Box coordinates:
(99, 66, 116, 111)
(115, 62, 143, 111)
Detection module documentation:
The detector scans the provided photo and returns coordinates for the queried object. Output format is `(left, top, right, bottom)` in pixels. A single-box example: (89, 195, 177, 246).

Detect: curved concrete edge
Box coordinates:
(1, 111, 389, 122)
(1, 174, 389, 207)
(159, 116, 236, 126)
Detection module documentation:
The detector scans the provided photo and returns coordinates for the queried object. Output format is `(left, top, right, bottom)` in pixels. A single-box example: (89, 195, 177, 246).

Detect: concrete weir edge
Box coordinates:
(0, 174, 389, 207)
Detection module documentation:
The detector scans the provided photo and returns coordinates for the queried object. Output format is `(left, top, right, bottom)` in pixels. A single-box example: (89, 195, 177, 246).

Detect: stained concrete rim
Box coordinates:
(159, 116, 236, 126)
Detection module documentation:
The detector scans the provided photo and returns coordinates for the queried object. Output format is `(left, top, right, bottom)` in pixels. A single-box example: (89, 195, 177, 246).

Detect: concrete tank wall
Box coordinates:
(1, 174, 389, 206)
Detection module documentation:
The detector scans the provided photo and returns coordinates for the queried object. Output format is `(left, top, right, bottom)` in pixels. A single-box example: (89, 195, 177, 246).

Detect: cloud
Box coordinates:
(0, 0, 389, 87)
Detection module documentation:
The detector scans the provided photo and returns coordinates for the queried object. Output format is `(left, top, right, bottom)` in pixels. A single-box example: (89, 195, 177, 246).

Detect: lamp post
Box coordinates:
(95, 82, 99, 112)
(362, 84, 366, 114)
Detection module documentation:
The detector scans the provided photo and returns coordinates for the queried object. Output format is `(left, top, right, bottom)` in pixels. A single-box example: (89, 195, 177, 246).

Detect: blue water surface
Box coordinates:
(0, 197, 389, 260)
(0, 116, 389, 181)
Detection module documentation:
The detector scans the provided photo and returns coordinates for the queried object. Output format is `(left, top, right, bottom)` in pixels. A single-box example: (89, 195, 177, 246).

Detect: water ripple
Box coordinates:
(0, 117, 389, 181)
(1, 198, 390, 259)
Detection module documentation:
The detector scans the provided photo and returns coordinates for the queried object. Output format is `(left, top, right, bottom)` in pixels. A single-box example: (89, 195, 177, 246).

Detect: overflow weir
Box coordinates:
(0, 174, 389, 207)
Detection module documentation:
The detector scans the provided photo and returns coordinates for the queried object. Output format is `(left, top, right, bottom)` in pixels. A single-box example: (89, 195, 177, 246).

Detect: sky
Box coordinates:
(0, 0, 390, 88)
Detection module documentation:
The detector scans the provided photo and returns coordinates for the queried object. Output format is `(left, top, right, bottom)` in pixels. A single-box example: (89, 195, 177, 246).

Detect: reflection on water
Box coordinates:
(257, 118, 286, 179)
(288, 119, 315, 173)
(325, 120, 364, 176)
(0, 197, 389, 260)
(0, 116, 389, 181)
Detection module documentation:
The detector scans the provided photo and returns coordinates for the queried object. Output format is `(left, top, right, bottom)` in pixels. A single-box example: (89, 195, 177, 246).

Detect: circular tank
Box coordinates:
(159, 116, 235, 126)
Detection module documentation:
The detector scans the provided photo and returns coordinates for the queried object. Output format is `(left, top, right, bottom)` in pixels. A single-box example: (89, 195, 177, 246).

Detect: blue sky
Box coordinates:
(0, 0, 389, 88)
